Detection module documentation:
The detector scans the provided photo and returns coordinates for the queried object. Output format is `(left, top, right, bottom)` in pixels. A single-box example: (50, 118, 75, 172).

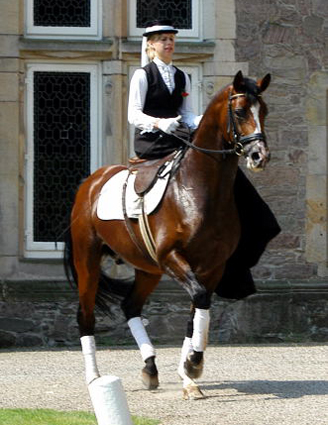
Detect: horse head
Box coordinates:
(227, 70, 271, 172)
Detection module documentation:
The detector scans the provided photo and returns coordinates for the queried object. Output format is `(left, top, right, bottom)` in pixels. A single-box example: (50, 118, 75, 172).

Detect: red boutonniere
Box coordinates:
(181, 91, 189, 97)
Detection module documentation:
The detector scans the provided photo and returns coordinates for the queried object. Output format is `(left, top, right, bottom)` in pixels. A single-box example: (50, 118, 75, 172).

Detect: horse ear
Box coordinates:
(233, 71, 245, 92)
(258, 73, 271, 93)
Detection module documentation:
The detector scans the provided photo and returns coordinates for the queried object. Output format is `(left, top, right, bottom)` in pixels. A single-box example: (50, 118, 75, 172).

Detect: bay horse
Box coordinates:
(64, 70, 271, 399)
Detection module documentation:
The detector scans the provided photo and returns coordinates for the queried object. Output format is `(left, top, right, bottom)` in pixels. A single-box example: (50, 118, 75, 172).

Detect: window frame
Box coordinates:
(25, 0, 102, 40)
(128, 0, 201, 41)
(24, 62, 102, 258)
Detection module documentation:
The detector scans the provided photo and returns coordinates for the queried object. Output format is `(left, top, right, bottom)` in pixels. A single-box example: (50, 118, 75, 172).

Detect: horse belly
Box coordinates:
(94, 218, 161, 274)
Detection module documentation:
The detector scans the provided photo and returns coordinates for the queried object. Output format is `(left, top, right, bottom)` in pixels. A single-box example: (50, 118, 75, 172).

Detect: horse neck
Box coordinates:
(183, 91, 239, 201)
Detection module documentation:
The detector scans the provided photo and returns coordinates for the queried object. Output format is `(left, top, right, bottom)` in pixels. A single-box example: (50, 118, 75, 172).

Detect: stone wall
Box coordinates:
(234, 0, 328, 282)
(0, 279, 327, 348)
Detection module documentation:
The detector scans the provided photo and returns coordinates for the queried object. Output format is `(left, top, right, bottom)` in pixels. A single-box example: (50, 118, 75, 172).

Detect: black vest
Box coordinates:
(134, 61, 186, 159)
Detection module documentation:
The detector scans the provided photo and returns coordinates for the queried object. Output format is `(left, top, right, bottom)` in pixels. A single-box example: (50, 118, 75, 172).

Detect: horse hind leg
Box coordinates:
(78, 279, 101, 385)
(121, 270, 162, 390)
(128, 317, 159, 390)
(74, 241, 103, 385)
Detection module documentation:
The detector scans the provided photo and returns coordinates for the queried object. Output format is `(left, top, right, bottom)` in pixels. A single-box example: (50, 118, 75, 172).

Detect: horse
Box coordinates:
(64, 70, 271, 400)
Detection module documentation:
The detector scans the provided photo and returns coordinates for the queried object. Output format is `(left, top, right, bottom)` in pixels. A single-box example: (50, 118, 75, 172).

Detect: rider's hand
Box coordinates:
(157, 115, 181, 134)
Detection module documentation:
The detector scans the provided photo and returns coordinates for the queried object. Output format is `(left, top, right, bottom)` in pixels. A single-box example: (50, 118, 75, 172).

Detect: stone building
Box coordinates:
(0, 0, 327, 347)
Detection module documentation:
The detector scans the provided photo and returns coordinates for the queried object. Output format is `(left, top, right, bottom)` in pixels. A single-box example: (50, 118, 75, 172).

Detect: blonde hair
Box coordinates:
(146, 34, 162, 62)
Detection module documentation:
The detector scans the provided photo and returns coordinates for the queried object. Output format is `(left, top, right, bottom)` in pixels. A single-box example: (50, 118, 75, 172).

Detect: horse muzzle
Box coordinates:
(244, 140, 270, 172)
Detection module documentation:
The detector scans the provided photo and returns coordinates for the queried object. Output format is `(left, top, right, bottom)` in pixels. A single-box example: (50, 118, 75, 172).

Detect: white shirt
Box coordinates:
(128, 57, 202, 133)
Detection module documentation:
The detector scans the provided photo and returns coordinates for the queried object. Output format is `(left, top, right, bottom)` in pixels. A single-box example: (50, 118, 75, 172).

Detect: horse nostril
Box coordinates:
(251, 152, 260, 162)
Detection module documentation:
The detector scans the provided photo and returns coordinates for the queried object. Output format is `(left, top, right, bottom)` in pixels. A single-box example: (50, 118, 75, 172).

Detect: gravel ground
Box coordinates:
(0, 344, 327, 425)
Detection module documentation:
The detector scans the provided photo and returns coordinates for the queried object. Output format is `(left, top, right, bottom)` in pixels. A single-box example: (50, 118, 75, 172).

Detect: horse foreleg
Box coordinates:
(164, 250, 212, 399)
(178, 309, 210, 400)
(184, 307, 210, 378)
(121, 270, 161, 390)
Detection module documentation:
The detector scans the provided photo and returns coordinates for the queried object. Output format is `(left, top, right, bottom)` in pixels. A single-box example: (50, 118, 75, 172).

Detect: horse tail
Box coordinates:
(63, 227, 78, 289)
(96, 266, 134, 316)
(64, 226, 133, 317)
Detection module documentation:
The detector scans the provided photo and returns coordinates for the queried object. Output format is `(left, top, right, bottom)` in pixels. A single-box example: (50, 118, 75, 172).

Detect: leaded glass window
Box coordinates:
(33, 72, 91, 242)
(136, 0, 192, 29)
(33, 0, 91, 27)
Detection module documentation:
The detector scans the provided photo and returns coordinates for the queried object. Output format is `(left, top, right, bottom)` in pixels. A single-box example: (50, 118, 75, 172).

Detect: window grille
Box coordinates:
(33, 0, 91, 27)
(136, 0, 192, 29)
(25, 0, 101, 39)
(129, 0, 199, 39)
(33, 71, 91, 242)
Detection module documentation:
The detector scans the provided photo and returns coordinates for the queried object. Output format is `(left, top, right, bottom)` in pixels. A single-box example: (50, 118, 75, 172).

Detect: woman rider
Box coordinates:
(128, 20, 201, 160)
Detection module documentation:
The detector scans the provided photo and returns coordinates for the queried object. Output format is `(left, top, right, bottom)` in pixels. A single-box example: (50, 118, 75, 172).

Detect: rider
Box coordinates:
(128, 20, 202, 160)
(127, 20, 280, 299)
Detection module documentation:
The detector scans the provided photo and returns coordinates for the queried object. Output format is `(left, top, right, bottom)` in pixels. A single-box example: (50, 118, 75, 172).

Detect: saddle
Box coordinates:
(128, 149, 186, 196)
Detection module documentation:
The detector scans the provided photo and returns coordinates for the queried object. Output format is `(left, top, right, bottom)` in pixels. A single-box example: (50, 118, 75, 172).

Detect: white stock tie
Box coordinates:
(162, 65, 174, 94)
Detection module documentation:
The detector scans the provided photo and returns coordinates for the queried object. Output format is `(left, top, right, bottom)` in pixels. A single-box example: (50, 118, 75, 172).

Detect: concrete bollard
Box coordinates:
(88, 375, 133, 425)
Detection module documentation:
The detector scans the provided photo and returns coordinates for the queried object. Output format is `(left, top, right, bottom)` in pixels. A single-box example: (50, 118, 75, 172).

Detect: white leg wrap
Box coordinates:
(192, 308, 210, 352)
(81, 336, 100, 385)
(128, 317, 155, 361)
(178, 337, 193, 380)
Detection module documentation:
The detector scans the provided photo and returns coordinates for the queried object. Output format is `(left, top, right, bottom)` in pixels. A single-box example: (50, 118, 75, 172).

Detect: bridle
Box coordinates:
(227, 92, 266, 156)
(171, 91, 267, 157)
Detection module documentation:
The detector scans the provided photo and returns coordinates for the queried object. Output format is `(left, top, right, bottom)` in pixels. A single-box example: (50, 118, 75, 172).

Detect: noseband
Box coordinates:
(227, 92, 266, 156)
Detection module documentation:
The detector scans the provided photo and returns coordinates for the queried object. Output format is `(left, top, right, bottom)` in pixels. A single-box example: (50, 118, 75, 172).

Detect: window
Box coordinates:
(25, 63, 101, 258)
(25, 0, 102, 39)
(129, 0, 201, 40)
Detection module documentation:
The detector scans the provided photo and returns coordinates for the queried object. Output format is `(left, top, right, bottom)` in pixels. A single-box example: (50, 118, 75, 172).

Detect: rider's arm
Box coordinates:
(178, 72, 203, 129)
(128, 69, 160, 133)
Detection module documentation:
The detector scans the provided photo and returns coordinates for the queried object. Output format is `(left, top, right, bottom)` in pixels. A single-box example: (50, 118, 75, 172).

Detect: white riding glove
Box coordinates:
(157, 115, 182, 135)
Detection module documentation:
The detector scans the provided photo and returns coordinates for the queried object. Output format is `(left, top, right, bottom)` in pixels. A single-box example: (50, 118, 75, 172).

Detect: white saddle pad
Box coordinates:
(97, 162, 173, 220)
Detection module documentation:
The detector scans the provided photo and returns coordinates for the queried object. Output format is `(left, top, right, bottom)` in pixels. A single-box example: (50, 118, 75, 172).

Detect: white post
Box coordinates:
(88, 375, 133, 425)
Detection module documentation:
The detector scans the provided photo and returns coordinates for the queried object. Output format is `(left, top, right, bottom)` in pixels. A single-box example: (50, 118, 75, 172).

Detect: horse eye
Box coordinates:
(235, 109, 247, 119)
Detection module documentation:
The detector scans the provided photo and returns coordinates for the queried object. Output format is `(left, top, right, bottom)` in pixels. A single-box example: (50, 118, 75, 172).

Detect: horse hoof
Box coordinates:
(183, 384, 204, 400)
(142, 369, 159, 390)
(184, 355, 204, 380)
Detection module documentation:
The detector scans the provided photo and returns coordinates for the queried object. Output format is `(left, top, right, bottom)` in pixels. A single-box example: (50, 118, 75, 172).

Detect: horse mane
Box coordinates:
(204, 76, 261, 114)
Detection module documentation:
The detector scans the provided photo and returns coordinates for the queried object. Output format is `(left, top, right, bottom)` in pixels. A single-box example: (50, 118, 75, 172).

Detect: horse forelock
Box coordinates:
(240, 78, 261, 104)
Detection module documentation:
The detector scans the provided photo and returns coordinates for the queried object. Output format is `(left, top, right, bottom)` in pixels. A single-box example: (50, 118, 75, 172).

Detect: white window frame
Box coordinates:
(128, 0, 201, 41)
(128, 63, 203, 157)
(25, 0, 102, 40)
(24, 63, 102, 258)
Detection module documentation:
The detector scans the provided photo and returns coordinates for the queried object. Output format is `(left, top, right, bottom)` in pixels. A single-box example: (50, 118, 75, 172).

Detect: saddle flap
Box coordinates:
(130, 152, 176, 196)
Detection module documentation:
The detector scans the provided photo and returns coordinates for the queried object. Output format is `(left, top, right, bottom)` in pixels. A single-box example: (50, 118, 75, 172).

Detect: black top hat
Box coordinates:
(143, 20, 178, 38)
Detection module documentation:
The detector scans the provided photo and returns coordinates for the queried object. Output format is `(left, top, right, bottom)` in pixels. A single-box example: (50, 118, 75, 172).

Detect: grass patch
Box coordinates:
(0, 409, 160, 425)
